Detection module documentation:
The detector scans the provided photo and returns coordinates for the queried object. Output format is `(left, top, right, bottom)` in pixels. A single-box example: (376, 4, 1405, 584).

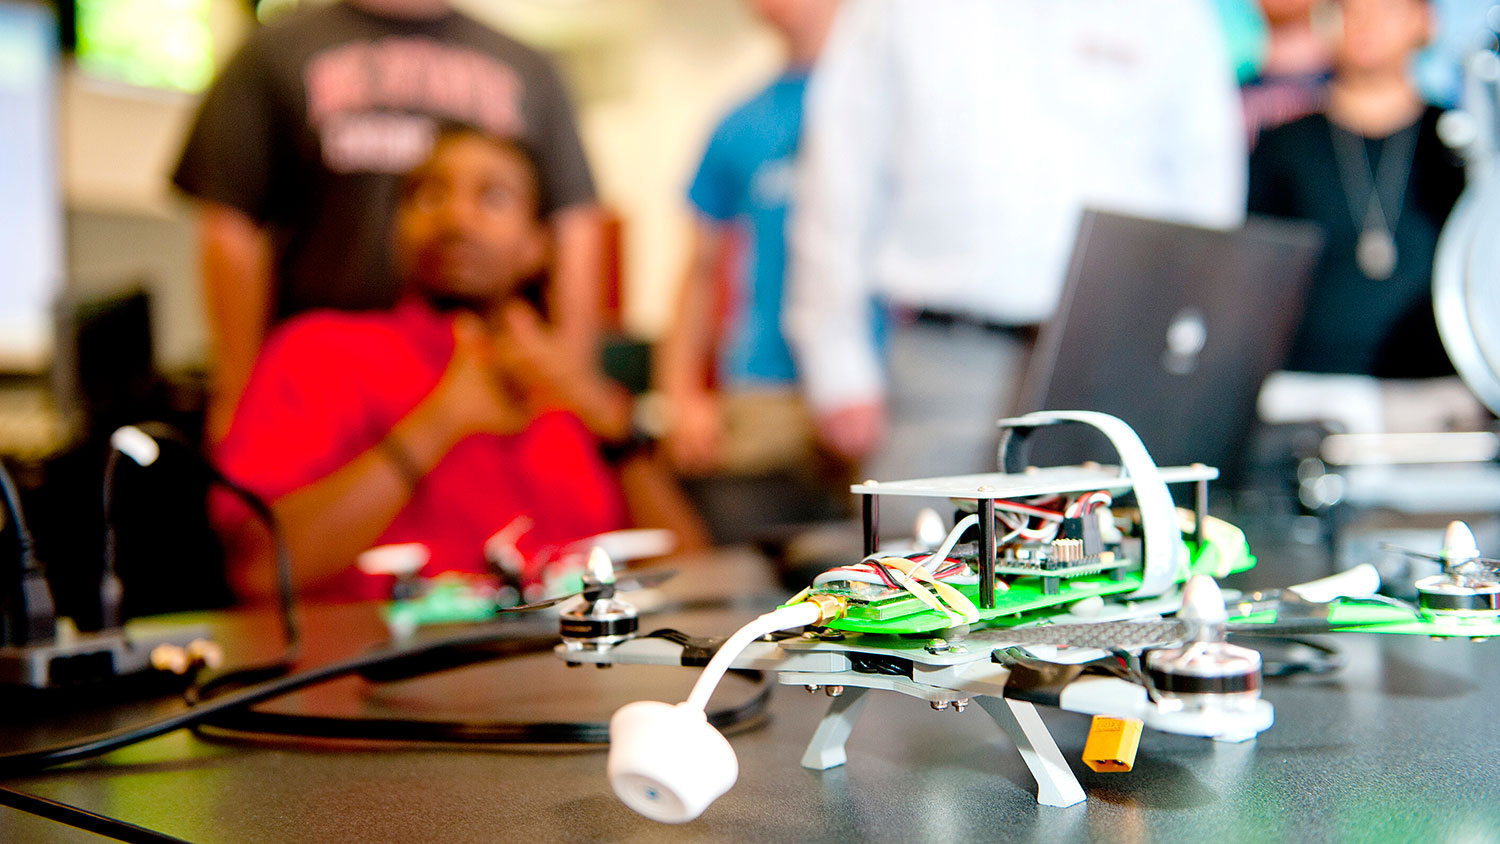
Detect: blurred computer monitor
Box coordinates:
(0, 0, 63, 374)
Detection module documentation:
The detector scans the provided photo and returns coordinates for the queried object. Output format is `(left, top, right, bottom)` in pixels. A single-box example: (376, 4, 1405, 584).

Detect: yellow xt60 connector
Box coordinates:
(1082, 716, 1143, 772)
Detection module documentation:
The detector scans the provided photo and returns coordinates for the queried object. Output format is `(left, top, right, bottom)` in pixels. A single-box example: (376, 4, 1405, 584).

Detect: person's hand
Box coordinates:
(491, 300, 580, 400)
(431, 313, 530, 441)
(663, 388, 725, 475)
(492, 301, 630, 440)
(817, 400, 886, 462)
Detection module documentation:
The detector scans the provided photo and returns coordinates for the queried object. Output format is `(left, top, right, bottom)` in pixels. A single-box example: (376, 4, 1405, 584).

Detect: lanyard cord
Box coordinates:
(1328, 117, 1421, 239)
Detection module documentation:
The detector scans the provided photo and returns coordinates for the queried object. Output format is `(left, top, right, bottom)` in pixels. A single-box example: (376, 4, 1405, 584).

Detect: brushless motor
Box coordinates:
(1415, 575, 1500, 614)
(1144, 639, 1263, 713)
(560, 546, 640, 651)
(1145, 575, 1263, 714)
(560, 594, 639, 651)
(1415, 522, 1500, 616)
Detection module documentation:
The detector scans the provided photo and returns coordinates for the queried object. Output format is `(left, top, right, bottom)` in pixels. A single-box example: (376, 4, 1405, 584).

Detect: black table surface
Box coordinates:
(1, 543, 1496, 844)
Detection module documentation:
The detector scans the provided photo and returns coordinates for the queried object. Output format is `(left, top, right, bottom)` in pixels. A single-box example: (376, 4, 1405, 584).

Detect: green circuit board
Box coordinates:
(811, 529, 1255, 636)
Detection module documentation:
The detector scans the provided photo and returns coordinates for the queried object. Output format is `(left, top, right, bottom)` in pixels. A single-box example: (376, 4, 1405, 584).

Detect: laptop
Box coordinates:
(1013, 209, 1323, 486)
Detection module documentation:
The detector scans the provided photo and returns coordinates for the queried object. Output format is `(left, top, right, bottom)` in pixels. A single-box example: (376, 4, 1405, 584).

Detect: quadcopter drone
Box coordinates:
(488, 410, 1496, 824)
(483, 411, 1290, 821)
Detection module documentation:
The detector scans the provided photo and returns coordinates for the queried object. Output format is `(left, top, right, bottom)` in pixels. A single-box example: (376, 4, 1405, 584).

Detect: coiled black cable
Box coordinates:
(0, 625, 770, 840)
(0, 623, 576, 775)
(0, 620, 771, 843)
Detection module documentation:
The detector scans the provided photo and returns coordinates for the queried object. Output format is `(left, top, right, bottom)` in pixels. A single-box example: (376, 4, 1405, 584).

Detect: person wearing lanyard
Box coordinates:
(1250, 0, 1463, 379)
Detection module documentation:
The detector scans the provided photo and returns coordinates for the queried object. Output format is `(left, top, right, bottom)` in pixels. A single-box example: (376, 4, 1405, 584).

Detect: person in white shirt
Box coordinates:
(786, 0, 1247, 530)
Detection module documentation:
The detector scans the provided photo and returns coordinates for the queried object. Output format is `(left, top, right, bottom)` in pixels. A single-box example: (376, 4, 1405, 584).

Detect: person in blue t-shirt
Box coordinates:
(656, 0, 867, 496)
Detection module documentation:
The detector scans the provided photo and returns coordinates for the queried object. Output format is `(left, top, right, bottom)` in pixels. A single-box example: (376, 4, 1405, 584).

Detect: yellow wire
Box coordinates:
(878, 556, 986, 624)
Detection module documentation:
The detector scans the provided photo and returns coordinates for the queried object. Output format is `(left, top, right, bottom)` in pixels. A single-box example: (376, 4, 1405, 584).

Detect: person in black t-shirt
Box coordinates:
(1249, 0, 1463, 379)
(172, 0, 604, 442)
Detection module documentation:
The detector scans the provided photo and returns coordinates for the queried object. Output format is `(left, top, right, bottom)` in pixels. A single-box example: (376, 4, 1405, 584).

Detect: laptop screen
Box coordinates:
(1014, 209, 1322, 486)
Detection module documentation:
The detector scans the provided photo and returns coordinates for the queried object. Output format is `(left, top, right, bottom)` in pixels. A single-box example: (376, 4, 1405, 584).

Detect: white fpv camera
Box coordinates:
(607, 701, 738, 823)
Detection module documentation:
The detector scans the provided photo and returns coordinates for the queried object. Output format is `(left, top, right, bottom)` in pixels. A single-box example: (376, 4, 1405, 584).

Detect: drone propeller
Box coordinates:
(1380, 521, 1500, 573)
(1386, 522, 1500, 613)
(1379, 544, 1500, 572)
(494, 567, 677, 614)
(1381, 521, 1500, 605)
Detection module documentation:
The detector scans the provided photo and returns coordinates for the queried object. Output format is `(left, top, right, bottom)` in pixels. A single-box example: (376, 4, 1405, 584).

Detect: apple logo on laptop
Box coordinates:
(1161, 306, 1207, 376)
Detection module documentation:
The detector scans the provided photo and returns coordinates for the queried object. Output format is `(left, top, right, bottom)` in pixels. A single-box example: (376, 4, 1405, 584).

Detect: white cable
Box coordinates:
(822, 513, 983, 587)
(997, 411, 1182, 598)
(996, 508, 1059, 542)
(683, 602, 823, 712)
(818, 512, 1022, 596)
(814, 558, 984, 588)
(811, 569, 890, 588)
(992, 501, 1066, 522)
(916, 514, 978, 572)
(1065, 491, 1112, 519)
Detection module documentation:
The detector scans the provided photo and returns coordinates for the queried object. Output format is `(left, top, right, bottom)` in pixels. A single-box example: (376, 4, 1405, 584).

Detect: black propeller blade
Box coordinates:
(494, 568, 677, 614)
(1378, 541, 1500, 572)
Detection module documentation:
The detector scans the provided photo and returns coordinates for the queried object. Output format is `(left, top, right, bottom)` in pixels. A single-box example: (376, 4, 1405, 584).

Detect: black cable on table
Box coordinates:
(0, 623, 770, 839)
(0, 784, 192, 844)
(194, 667, 771, 747)
(0, 625, 544, 775)
(0, 620, 774, 774)
(0, 576, 772, 842)
(187, 624, 769, 747)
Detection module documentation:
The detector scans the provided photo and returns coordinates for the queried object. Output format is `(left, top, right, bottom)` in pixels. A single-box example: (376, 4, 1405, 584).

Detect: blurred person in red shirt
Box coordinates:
(174, 0, 607, 448)
(215, 126, 638, 601)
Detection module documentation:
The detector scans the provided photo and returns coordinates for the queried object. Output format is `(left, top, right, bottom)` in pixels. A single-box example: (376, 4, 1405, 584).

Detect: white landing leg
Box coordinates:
(976, 697, 1087, 807)
(799, 686, 873, 770)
